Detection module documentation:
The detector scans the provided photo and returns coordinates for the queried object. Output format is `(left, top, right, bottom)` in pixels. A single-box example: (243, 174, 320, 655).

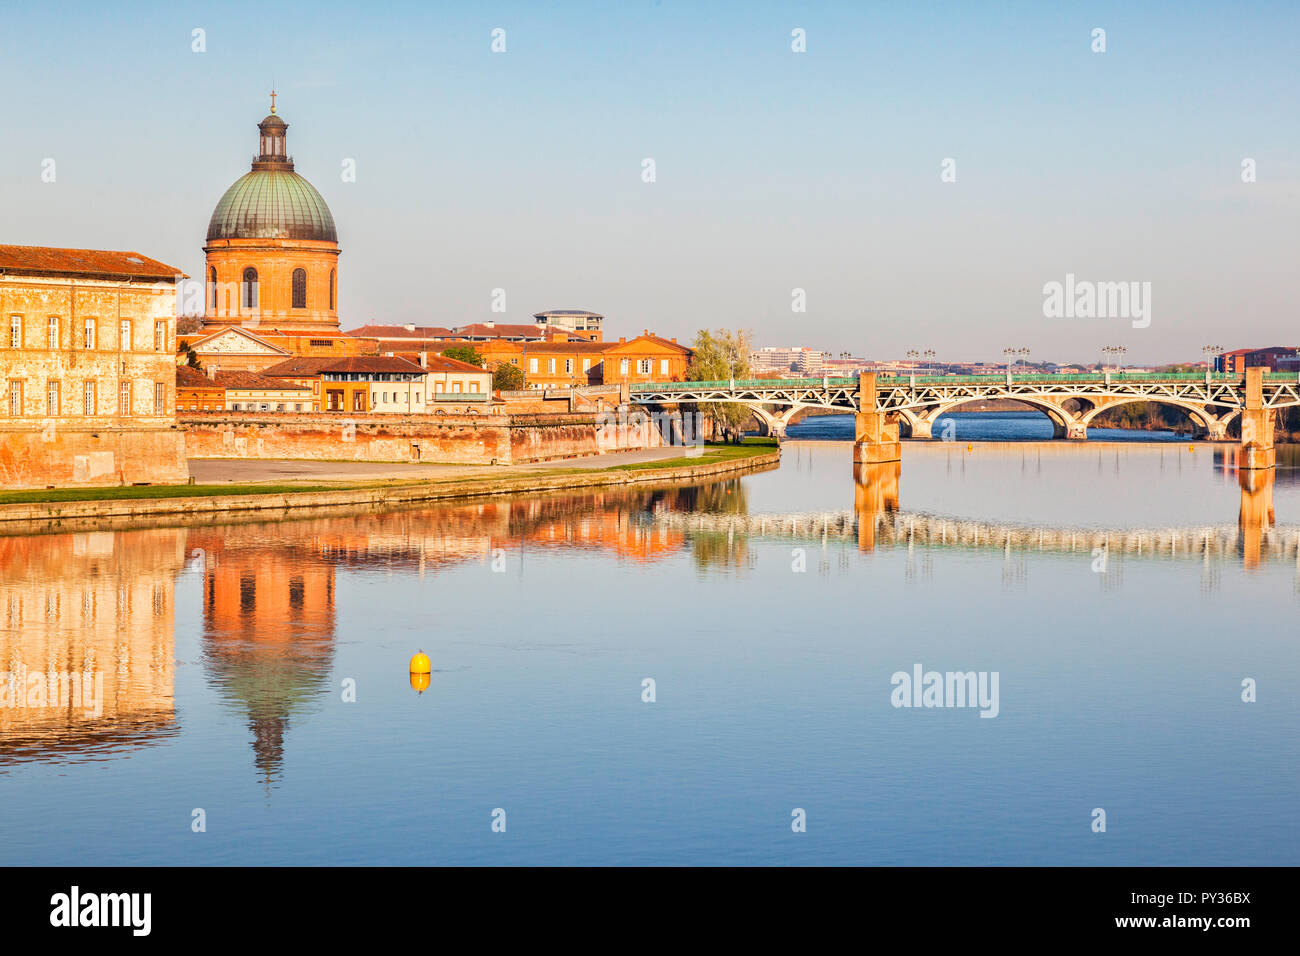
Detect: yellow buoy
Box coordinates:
(1189, 445, 1195, 452)
(410, 671, 431, 693)
(967, 444, 972, 451)
(410, 651, 431, 675)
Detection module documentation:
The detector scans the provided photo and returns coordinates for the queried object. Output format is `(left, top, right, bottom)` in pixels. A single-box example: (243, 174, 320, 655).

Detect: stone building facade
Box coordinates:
(0, 246, 188, 487)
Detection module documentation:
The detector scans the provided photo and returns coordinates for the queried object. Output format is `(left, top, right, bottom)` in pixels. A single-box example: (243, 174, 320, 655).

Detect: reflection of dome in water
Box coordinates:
(195, 541, 336, 785)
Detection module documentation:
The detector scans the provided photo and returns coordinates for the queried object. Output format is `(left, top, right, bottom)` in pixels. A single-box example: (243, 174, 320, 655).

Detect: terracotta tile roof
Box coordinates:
(213, 370, 311, 391)
(0, 244, 185, 280)
(488, 340, 611, 354)
(345, 325, 455, 339)
(423, 354, 490, 373)
(319, 356, 427, 374)
(533, 310, 603, 317)
(175, 366, 223, 389)
(259, 357, 339, 377)
(452, 323, 546, 337)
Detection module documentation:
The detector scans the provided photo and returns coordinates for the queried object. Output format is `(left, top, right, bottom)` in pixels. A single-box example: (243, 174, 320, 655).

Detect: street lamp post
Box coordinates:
(1202, 344, 1223, 382)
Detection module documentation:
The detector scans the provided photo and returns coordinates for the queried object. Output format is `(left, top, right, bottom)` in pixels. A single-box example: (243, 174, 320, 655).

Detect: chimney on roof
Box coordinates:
(670, 337, 676, 343)
(206, 362, 217, 380)
(403, 324, 415, 332)
(643, 329, 648, 336)
(619, 337, 625, 344)
(484, 321, 494, 329)
(419, 351, 428, 368)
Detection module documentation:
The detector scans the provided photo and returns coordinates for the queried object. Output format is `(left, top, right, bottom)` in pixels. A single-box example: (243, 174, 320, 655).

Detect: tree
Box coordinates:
(493, 362, 523, 390)
(177, 341, 203, 370)
(442, 345, 484, 367)
(687, 328, 754, 443)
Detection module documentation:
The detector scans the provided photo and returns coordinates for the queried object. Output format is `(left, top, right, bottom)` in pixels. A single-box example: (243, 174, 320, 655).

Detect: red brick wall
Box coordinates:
(0, 425, 188, 488)
(179, 412, 662, 465)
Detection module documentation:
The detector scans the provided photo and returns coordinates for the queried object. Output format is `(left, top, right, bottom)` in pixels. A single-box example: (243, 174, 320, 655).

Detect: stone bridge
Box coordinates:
(631, 368, 1299, 469)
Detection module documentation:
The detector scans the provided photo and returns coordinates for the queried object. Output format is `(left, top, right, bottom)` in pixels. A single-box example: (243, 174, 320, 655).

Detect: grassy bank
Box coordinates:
(0, 440, 778, 506)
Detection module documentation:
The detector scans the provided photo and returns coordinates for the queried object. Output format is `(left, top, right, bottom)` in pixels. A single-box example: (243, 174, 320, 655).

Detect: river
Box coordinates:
(1, 414, 1297, 865)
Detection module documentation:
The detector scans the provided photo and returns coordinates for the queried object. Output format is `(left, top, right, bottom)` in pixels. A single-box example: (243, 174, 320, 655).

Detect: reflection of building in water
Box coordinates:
(189, 528, 336, 785)
(183, 484, 711, 782)
(0, 529, 183, 766)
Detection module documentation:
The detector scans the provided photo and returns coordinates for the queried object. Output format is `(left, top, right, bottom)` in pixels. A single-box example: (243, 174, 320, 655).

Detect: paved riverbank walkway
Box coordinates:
(187, 447, 690, 485)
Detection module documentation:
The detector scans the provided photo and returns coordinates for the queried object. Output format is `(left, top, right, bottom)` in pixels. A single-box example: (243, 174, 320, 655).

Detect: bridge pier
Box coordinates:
(1066, 422, 1088, 441)
(854, 373, 902, 464)
(1240, 367, 1276, 470)
(907, 417, 933, 440)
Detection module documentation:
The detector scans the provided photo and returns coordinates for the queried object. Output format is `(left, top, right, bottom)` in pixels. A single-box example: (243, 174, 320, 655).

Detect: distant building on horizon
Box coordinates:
(751, 346, 825, 374)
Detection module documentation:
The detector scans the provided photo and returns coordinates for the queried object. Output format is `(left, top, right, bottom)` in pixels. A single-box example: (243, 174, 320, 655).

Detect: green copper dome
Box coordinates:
(206, 108, 338, 243)
(206, 169, 338, 242)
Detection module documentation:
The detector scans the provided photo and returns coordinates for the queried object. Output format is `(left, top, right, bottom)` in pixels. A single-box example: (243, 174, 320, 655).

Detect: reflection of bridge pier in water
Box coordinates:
(1237, 463, 1275, 571)
(852, 461, 900, 552)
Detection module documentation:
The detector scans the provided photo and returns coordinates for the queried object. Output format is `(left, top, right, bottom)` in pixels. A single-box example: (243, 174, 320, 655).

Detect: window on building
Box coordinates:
(120, 320, 132, 351)
(83, 381, 96, 416)
(48, 317, 59, 349)
(529, 358, 538, 373)
(155, 322, 166, 352)
(118, 381, 131, 416)
(329, 270, 336, 310)
(620, 358, 629, 375)
(259, 403, 269, 412)
(8, 381, 23, 417)
(469, 382, 479, 393)
(242, 268, 258, 309)
(276, 403, 285, 411)
(208, 267, 218, 311)
(154, 382, 165, 415)
(452, 381, 462, 393)
(372, 392, 378, 405)
(353, 392, 365, 412)
(292, 268, 307, 309)
(638, 359, 652, 375)
(310, 340, 332, 348)
(47, 381, 59, 416)
(660, 359, 669, 375)
(583, 358, 591, 372)
(83, 319, 95, 350)
(548, 358, 556, 374)
(565, 358, 573, 374)
(9, 315, 21, 349)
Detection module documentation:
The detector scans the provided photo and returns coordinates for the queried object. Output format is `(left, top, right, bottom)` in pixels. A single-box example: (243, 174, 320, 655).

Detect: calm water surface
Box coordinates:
(2, 418, 1298, 865)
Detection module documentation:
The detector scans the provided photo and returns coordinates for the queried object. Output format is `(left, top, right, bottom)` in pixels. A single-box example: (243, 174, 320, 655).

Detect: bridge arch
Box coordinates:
(913, 396, 1085, 439)
(1078, 397, 1236, 440)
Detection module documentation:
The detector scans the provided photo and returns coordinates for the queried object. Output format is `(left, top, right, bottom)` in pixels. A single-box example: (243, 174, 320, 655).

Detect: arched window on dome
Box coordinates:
(329, 270, 336, 311)
(208, 268, 217, 311)
(292, 269, 308, 310)
(241, 268, 258, 309)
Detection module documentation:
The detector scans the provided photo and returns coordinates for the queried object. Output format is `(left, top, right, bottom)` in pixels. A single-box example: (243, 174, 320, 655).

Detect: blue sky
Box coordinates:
(2, 1, 1297, 363)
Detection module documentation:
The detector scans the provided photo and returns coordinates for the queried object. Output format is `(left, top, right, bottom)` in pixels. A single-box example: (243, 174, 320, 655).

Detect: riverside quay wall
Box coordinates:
(179, 410, 666, 465)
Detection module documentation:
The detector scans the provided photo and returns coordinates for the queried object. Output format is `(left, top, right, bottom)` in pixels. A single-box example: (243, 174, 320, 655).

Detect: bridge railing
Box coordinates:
(629, 371, 1287, 392)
